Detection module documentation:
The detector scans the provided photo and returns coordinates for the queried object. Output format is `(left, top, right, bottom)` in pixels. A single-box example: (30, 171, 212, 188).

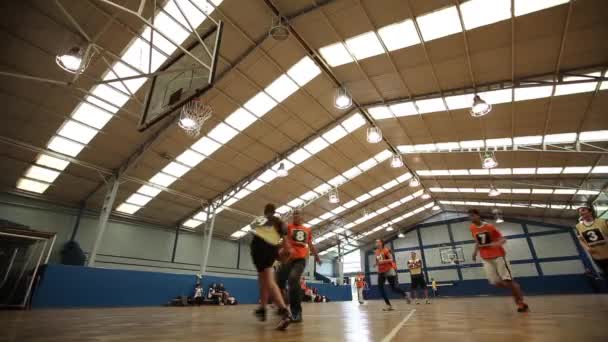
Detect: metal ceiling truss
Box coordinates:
(402, 141, 608, 155)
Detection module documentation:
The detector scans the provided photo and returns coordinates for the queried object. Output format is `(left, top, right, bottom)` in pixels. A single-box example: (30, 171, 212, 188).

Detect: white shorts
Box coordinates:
(482, 256, 513, 285)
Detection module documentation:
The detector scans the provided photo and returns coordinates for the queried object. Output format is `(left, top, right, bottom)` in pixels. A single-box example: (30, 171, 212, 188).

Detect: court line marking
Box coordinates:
(381, 309, 416, 342)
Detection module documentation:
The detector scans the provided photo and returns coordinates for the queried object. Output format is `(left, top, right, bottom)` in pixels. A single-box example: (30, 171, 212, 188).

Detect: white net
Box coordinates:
(178, 99, 212, 137)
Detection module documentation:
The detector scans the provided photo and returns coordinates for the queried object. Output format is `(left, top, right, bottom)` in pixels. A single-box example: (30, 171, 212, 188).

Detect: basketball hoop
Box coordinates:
(178, 99, 212, 137)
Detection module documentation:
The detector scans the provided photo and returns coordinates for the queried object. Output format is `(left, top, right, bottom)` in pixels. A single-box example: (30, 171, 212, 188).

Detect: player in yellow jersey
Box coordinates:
(250, 203, 292, 330)
(576, 206, 608, 276)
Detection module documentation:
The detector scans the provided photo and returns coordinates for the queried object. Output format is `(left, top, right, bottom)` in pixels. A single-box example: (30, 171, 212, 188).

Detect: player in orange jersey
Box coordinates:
(469, 209, 529, 312)
(374, 240, 410, 311)
(355, 273, 367, 304)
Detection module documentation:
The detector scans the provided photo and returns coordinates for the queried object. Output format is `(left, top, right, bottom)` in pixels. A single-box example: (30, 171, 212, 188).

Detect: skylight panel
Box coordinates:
(544, 133, 577, 144)
(176, 149, 205, 167)
(36, 154, 69, 171)
(243, 92, 277, 118)
(416, 6, 462, 42)
(320, 212, 335, 220)
(344, 31, 385, 60)
(443, 188, 459, 192)
(490, 168, 511, 175)
(71, 103, 114, 130)
(57, 120, 98, 145)
(25, 165, 60, 183)
(137, 185, 162, 197)
(555, 80, 598, 96)
(514, 135, 543, 145)
(536, 167, 562, 174)
(287, 198, 305, 208)
(396, 173, 412, 183)
(514, 85, 554, 101)
(322, 125, 348, 144)
(116, 203, 141, 214)
(512, 168, 536, 175)
(231, 231, 247, 238)
(486, 138, 513, 148)
(149, 172, 177, 187)
(334, 227, 346, 234)
(415, 98, 446, 114)
(388, 200, 401, 209)
(300, 190, 318, 202)
(288, 148, 312, 165)
(554, 189, 576, 194)
(354, 216, 368, 225)
(356, 193, 372, 202)
(415, 144, 437, 152)
(444, 93, 474, 110)
(429, 187, 442, 192)
(562, 166, 591, 174)
(398, 145, 415, 153)
(550, 204, 567, 210)
(378, 19, 420, 51)
(47, 136, 85, 157)
(497, 188, 511, 193)
(459, 188, 475, 193)
(431, 170, 450, 176)
(258, 169, 276, 183)
(532, 189, 553, 194)
(416, 170, 433, 176)
(287, 57, 321, 86)
(126, 193, 153, 206)
(358, 158, 377, 171)
(91, 84, 130, 109)
(233, 189, 251, 199)
(207, 122, 239, 145)
(577, 190, 600, 195)
(225, 108, 257, 131)
(331, 206, 347, 215)
(469, 169, 489, 175)
(592, 166, 608, 173)
(275, 205, 291, 215)
(224, 197, 238, 207)
(478, 89, 512, 104)
(368, 106, 393, 120)
(460, 0, 510, 30)
(449, 169, 469, 175)
(382, 180, 399, 189)
(374, 150, 393, 162)
(308, 218, 322, 226)
(389, 102, 418, 117)
(343, 166, 362, 179)
(342, 113, 366, 132)
(304, 137, 330, 155)
(265, 74, 299, 102)
(245, 179, 266, 192)
(413, 207, 425, 214)
(314, 183, 332, 194)
(319, 42, 354, 67)
(183, 219, 203, 228)
(369, 186, 385, 197)
(579, 130, 608, 143)
(343, 200, 358, 208)
(85, 94, 119, 113)
(162, 162, 190, 178)
(328, 175, 347, 187)
(460, 140, 485, 149)
(514, 0, 570, 17)
(191, 136, 222, 156)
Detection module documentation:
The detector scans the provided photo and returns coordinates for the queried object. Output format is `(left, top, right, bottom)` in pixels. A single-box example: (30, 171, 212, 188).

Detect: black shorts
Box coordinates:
(250, 235, 279, 272)
(594, 258, 608, 276)
(410, 274, 426, 289)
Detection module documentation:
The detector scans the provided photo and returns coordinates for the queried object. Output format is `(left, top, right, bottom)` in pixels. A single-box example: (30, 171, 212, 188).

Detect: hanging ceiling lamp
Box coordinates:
(334, 87, 353, 109)
(366, 126, 383, 144)
(470, 94, 492, 117)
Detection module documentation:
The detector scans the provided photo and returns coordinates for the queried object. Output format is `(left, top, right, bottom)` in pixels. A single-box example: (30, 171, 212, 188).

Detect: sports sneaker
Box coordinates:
(403, 294, 411, 304)
(425, 299, 431, 304)
(254, 307, 267, 322)
(276, 308, 292, 330)
(291, 312, 303, 323)
(382, 306, 395, 311)
(517, 303, 529, 313)
(415, 300, 420, 305)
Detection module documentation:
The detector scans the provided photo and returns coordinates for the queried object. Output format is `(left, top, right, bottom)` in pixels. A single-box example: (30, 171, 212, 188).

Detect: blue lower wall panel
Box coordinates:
(363, 274, 597, 300)
(32, 264, 352, 308)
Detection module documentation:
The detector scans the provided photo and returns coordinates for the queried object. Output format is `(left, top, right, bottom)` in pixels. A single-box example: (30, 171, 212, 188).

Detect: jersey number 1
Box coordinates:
(476, 232, 491, 245)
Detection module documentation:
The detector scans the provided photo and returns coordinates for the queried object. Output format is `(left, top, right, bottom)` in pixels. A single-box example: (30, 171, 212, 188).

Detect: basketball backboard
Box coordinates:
(139, 21, 223, 132)
(440, 246, 465, 264)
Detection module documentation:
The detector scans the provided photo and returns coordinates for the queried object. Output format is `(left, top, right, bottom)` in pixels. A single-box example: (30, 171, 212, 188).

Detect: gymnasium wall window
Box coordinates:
(342, 250, 362, 274)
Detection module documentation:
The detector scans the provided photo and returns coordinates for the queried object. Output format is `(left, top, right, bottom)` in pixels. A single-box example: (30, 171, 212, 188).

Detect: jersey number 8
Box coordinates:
(292, 230, 307, 243)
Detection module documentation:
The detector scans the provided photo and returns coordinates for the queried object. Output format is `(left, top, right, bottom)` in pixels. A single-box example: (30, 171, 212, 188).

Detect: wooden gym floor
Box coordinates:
(1, 295, 607, 342)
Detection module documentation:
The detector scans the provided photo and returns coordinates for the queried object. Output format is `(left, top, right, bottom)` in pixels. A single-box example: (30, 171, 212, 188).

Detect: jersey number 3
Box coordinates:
(476, 232, 492, 245)
(582, 229, 605, 244)
(292, 230, 307, 243)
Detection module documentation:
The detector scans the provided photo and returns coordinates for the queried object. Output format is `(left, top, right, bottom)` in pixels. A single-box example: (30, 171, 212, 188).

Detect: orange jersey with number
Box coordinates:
(355, 276, 366, 289)
(375, 247, 394, 273)
(287, 224, 312, 259)
(470, 223, 505, 259)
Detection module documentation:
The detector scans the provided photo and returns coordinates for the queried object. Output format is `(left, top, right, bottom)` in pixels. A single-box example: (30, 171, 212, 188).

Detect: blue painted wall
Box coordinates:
(32, 264, 351, 308)
(363, 217, 600, 298)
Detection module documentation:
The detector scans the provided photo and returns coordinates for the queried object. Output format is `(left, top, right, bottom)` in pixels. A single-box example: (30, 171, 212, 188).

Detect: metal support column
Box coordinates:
(87, 177, 120, 267)
(200, 204, 217, 275)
